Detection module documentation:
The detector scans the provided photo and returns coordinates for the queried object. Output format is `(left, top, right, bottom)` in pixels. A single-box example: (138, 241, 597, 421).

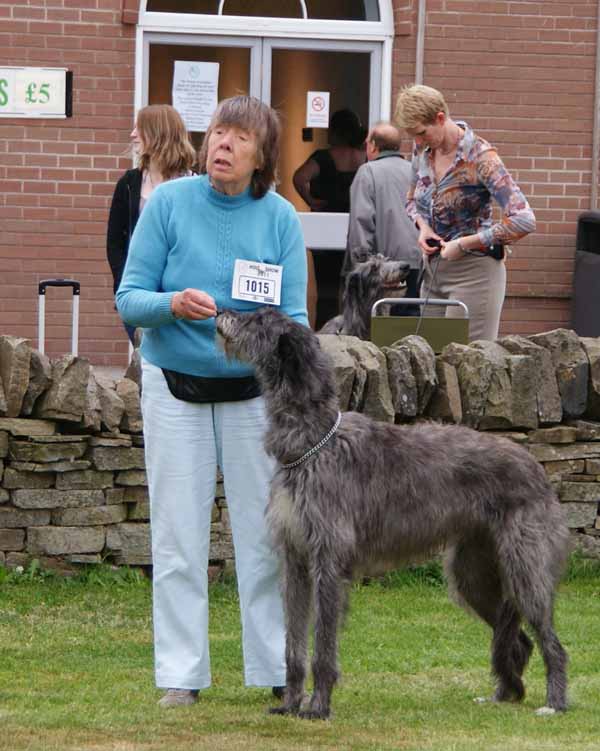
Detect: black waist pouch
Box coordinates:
(161, 368, 261, 403)
(489, 244, 505, 260)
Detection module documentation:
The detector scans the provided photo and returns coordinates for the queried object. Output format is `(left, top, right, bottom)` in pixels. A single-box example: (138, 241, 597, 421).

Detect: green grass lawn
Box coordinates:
(0, 559, 599, 751)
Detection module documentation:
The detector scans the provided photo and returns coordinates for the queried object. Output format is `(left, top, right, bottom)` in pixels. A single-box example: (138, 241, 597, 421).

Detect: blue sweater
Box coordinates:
(116, 174, 308, 378)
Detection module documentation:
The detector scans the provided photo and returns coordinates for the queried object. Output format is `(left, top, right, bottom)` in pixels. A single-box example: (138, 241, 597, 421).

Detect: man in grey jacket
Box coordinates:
(343, 122, 421, 313)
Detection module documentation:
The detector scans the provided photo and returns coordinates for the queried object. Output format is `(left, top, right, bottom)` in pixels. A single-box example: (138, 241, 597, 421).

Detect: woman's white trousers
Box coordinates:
(141, 359, 286, 690)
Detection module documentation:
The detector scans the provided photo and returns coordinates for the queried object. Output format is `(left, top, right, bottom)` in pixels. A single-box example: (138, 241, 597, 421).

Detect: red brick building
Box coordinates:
(1, 1, 599, 365)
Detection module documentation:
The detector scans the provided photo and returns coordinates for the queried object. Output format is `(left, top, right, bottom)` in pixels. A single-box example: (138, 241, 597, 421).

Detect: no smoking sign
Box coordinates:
(306, 90, 330, 128)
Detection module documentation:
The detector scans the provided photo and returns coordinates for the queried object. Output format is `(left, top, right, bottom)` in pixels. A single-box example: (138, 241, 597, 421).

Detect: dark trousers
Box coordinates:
(312, 250, 345, 330)
(124, 322, 136, 344)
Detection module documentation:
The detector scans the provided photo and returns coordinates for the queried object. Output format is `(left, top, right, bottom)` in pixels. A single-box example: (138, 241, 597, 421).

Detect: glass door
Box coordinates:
(142, 33, 381, 184)
(262, 38, 381, 327)
(262, 37, 381, 214)
(142, 32, 261, 151)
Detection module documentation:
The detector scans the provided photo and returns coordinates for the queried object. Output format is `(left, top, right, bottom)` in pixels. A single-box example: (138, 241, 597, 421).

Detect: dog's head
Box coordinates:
(216, 307, 291, 365)
(216, 307, 317, 371)
(345, 254, 410, 304)
(216, 307, 336, 402)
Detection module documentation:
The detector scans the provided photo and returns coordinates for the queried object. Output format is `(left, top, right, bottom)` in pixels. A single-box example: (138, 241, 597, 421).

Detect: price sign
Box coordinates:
(0, 67, 73, 118)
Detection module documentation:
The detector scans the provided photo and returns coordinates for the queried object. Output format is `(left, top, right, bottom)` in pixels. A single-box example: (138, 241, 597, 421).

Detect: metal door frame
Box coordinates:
(261, 36, 382, 248)
(137, 32, 262, 111)
(261, 36, 382, 126)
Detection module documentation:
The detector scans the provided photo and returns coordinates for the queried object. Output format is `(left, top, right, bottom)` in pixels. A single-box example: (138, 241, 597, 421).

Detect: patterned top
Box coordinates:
(406, 121, 535, 248)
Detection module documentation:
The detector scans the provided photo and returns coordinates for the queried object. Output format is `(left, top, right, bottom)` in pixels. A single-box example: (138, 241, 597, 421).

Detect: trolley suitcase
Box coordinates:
(370, 297, 469, 353)
(38, 278, 81, 356)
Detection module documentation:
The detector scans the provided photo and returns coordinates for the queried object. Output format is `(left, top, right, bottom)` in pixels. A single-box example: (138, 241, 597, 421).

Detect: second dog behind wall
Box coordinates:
(319, 253, 410, 340)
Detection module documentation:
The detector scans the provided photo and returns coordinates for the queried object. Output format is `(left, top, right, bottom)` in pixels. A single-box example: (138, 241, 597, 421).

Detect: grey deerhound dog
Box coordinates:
(319, 253, 410, 339)
(216, 307, 569, 720)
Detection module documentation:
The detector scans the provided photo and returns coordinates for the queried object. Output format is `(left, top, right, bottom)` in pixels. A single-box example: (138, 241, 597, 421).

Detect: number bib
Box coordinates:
(231, 260, 282, 306)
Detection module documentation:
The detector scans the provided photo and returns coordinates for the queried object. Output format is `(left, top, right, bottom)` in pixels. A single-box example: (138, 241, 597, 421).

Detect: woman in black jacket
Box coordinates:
(107, 104, 196, 342)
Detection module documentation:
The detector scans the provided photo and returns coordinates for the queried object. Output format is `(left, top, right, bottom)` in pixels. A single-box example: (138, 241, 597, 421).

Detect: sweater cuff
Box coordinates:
(478, 228, 495, 248)
(159, 292, 178, 322)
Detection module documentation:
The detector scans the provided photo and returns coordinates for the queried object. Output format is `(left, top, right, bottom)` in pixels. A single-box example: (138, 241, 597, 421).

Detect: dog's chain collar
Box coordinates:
(280, 411, 342, 469)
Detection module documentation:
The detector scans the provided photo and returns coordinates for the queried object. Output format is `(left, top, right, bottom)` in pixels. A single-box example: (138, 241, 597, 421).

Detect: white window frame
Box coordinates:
(259, 35, 383, 251)
(217, 0, 308, 16)
(138, 0, 393, 34)
(137, 32, 262, 111)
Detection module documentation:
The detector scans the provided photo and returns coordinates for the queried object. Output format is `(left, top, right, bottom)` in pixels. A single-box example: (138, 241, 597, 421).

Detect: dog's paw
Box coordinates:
(534, 706, 557, 717)
(474, 694, 516, 705)
(268, 705, 299, 716)
(298, 709, 330, 721)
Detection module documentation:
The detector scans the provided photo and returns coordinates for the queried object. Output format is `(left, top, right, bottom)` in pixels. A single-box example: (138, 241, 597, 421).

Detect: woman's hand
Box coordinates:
(440, 239, 465, 261)
(418, 225, 443, 255)
(171, 289, 217, 320)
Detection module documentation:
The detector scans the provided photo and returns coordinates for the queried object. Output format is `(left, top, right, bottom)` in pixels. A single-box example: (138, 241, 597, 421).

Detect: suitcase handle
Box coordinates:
(38, 278, 80, 356)
(371, 297, 469, 319)
(38, 278, 80, 296)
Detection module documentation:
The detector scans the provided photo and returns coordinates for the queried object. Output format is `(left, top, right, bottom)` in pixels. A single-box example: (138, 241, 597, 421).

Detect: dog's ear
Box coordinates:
(277, 332, 301, 368)
(277, 331, 303, 386)
(345, 269, 364, 301)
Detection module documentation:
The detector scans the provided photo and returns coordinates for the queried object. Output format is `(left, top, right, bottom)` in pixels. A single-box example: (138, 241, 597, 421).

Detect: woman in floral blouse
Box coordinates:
(394, 84, 535, 341)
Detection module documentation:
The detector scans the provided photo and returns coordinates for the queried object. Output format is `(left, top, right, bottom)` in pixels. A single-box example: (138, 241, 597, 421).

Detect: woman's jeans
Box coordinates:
(141, 359, 286, 690)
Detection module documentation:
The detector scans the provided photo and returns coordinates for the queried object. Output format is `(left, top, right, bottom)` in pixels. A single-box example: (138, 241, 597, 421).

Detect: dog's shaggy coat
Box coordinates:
(216, 307, 569, 720)
(319, 253, 410, 339)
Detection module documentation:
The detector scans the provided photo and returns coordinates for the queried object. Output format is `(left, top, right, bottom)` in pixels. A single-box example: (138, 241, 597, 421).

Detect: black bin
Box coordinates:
(571, 211, 600, 337)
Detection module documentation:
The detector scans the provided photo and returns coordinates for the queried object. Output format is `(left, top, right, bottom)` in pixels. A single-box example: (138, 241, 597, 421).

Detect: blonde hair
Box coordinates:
(394, 85, 449, 129)
(135, 105, 196, 178)
(198, 95, 281, 199)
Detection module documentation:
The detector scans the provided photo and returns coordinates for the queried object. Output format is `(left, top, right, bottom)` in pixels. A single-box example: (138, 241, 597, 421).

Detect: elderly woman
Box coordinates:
(394, 84, 536, 341)
(116, 96, 308, 707)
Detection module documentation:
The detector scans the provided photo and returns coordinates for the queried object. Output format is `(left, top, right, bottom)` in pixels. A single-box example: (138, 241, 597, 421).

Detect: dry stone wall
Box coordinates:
(1, 329, 600, 575)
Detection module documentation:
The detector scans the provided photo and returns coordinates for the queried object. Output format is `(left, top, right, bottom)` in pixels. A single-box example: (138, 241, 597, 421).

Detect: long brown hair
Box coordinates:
(135, 104, 196, 179)
(198, 96, 281, 199)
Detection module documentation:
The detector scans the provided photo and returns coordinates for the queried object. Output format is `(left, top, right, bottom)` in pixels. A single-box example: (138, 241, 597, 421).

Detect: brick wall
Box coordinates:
(0, 0, 135, 366)
(1, 0, 598, 365)
(392, 0, 599, 335)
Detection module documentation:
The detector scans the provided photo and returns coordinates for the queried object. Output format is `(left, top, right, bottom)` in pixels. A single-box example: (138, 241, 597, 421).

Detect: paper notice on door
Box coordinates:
(172, 61, 219, 132)
(306, 91, 330, 128)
